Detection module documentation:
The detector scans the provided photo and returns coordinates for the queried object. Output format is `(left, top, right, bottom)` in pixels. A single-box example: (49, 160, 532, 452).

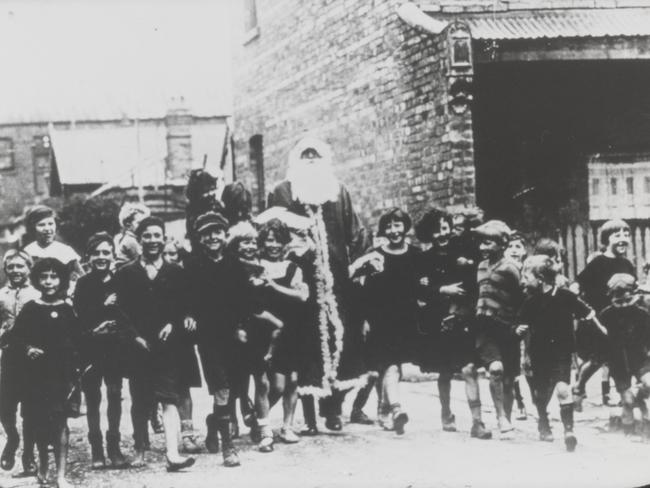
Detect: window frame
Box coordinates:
(0, 138, 15, 171)
(243, 0, 260, 44)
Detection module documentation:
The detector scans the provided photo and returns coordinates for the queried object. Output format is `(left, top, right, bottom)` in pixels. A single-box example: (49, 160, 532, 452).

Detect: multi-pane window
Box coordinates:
(591, 178, 600, 196)
(627, 177, 634, 195)
(32, 135, 51, 194)
(0, 139, 14, 170)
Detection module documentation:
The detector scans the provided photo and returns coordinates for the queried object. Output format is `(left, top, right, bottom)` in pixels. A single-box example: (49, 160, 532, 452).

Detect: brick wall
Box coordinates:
(232, 0, 475, 231)
(0, 123, 51, 220)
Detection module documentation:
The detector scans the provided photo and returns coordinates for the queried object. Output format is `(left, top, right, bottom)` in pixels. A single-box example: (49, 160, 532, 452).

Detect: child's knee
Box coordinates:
(488, 361, 504, 379)
(462, 363, 477, 380)
(639, 373, 650, 395)
(256, 375, 270, 395)
(621, 388, 637, 408)
(556, 382, 571, 403)
(273, 382, 286, 396)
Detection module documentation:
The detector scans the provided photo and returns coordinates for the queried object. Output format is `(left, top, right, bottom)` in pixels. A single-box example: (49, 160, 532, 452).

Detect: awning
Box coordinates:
(425, 7, 650, 40)
(49, 122, 227, 188)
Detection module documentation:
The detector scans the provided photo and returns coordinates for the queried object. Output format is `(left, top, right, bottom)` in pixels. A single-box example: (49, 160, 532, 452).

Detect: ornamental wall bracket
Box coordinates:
(446, 21, 474, 115)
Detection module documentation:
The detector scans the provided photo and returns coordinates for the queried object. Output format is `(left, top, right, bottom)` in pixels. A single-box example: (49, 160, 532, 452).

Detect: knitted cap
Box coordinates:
(194, 211, 229, 235)
(226, 221, 258, 249)
(473, 219, 511, 244)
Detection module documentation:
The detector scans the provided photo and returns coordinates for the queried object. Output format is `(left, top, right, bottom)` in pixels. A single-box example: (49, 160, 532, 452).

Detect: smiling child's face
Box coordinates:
(89, 241, 114, 273)
(35, 217, 56, 245)
(5, 257, 29, 287)
(607, 229, 630, 257)
(262, 231, 284, 261)
(384, 220, 406, 248)
(238, 237, 258, 261)
(39, 270, 61, 297)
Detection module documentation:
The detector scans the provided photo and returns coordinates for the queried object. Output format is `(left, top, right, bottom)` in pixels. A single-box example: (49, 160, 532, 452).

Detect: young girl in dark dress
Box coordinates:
(360, 208, 421, 435)
(259, 219, 309, 443)
(226, 221, 283, 453)
(13, 258, 79, 487)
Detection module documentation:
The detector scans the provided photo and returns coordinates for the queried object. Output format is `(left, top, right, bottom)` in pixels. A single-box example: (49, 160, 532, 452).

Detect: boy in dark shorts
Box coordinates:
(517, 256, 605, 451)
(462, 220, 523, 438)
(574, 219, 635, 408)
(184, 211, 246, 466)
(599, 273, 650, 439)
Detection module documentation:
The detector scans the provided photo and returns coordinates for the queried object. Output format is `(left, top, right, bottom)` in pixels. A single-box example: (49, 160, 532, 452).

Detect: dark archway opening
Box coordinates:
(473, 59, 650, 237)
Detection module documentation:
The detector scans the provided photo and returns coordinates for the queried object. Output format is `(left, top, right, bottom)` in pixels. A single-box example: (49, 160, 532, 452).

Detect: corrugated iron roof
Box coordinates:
(431, 8, 650, 40)
(49, 122, 227, 187)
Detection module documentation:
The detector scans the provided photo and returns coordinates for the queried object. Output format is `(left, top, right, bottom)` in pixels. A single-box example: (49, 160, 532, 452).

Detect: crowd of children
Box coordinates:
(0, 169, 649, 485)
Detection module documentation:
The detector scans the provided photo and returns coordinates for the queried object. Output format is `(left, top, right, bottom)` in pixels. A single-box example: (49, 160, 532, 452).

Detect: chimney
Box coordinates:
(165, 96, 193, 182)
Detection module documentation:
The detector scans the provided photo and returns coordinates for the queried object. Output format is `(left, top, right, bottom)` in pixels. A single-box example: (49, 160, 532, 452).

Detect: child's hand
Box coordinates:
(135, 337, 150, 351)
(440, 283, 465, 297)
(362, 321, 371, 337)
(236, 329, 248, 343)
(457, 257, 473, 267)
(250, 276, 266, 287)
(183, 316, 197, 332)
(103, 293, 117, 306)
(263, 352, 273, 365)
(93, 320, 116, 335)
(515, 324, 529, 336)
(420, 277, 430, 287)
(27, 347, 44, 359)
(158, 323, 173, 342)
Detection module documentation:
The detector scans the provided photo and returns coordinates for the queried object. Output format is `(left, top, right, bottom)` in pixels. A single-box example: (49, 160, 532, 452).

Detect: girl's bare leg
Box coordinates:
(283, 372, 299, 430)
(54, 421, 72, 488)
(162, 403, 185, 463)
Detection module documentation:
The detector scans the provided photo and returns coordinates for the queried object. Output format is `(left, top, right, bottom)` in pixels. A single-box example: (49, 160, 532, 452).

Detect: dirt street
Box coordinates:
(1, 370, 649, 488)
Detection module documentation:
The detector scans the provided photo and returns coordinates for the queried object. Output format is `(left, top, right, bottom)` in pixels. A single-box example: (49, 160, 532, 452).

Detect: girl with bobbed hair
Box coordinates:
(258, 218, 309, 443)
(13, 257, 79, 487)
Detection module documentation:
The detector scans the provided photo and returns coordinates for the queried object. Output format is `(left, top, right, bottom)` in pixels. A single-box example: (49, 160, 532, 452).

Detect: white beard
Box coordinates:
(286, 159, 340, 206)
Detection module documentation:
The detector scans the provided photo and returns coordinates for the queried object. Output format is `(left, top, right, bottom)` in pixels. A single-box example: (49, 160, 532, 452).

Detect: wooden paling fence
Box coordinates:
(557, 221, 650, 281)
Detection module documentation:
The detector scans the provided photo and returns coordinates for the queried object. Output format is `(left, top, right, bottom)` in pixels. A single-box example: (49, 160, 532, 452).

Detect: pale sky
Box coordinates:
(0, 0, 234, 123)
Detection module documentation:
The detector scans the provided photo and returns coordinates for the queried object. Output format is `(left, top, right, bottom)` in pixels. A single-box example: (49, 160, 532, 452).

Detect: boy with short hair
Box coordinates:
(462, 220, 523, 438)
(599, 273, 650, 439)
(184, 211, 244, 466)
(114, 216, 196, 471)
(517, 255, 605, 451)
(0, 250, 40, 474)
(74, 233, 130, 469)
(574, 219, 636, 407)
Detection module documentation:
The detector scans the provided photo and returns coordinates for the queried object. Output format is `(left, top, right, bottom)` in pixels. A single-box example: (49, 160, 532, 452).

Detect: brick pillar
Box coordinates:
(165, 98, 193, 181)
